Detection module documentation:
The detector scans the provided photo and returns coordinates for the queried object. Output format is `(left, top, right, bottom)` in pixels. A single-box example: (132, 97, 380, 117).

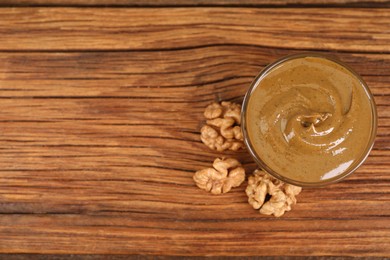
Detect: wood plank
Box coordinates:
(0, 45, 389, 255)
(0, 215, 389, 256)
(0, 8, 389, 51)
(0, 0, 389, 7)
(0, 49, 389, 97)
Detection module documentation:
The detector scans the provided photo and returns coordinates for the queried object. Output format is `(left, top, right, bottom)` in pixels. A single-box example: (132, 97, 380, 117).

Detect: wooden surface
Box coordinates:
(0, 3, 389, 258)
(0, 0, 389, 7)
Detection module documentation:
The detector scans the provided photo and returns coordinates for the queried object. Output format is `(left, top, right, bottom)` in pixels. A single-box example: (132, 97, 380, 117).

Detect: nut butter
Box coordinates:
(242, 54, 377, 187)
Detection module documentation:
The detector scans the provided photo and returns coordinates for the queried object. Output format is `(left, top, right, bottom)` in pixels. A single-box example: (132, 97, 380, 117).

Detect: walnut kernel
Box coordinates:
(246, 169, 302, 217)
(193, 158, 245, 194)
(200, 101, 244, 151)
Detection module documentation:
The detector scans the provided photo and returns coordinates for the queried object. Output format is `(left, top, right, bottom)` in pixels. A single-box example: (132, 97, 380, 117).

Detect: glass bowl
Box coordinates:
(241, 53, 378, 187)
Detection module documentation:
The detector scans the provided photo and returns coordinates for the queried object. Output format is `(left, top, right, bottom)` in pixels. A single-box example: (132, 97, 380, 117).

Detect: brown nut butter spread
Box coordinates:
(246, 56, 375, 183)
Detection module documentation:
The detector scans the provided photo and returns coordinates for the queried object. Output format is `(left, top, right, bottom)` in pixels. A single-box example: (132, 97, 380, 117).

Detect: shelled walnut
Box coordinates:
(193, 158, 245, 194)
(200, 102, 244, 151)
(246, 169, 302, 217)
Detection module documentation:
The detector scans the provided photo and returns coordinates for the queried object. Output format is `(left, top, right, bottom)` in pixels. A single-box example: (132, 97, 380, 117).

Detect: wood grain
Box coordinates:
(0, 7, 389, 257)
(0, 0, 389, 7)
(0, 8, 389, 52)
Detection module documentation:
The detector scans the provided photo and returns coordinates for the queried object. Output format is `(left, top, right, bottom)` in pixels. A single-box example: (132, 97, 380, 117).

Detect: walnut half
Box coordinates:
(193, 158, 245, 194)
(200, 101, 244, 152)
(246, 169, 302, 217)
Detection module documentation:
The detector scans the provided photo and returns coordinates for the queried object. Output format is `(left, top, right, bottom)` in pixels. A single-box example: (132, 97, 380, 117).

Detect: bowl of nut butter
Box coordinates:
(242, 53, 377, 187)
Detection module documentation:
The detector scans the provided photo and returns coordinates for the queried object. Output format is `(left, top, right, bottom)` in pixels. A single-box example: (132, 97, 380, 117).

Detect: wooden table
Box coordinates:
(0, 0, 389, 258)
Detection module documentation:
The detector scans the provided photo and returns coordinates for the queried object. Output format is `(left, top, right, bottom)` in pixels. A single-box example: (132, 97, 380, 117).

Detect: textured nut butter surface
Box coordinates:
(246, 57, 374, 183)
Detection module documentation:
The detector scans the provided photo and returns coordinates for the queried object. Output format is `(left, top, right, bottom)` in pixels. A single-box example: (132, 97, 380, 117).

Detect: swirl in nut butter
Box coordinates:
(246, 57, 375, 183)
